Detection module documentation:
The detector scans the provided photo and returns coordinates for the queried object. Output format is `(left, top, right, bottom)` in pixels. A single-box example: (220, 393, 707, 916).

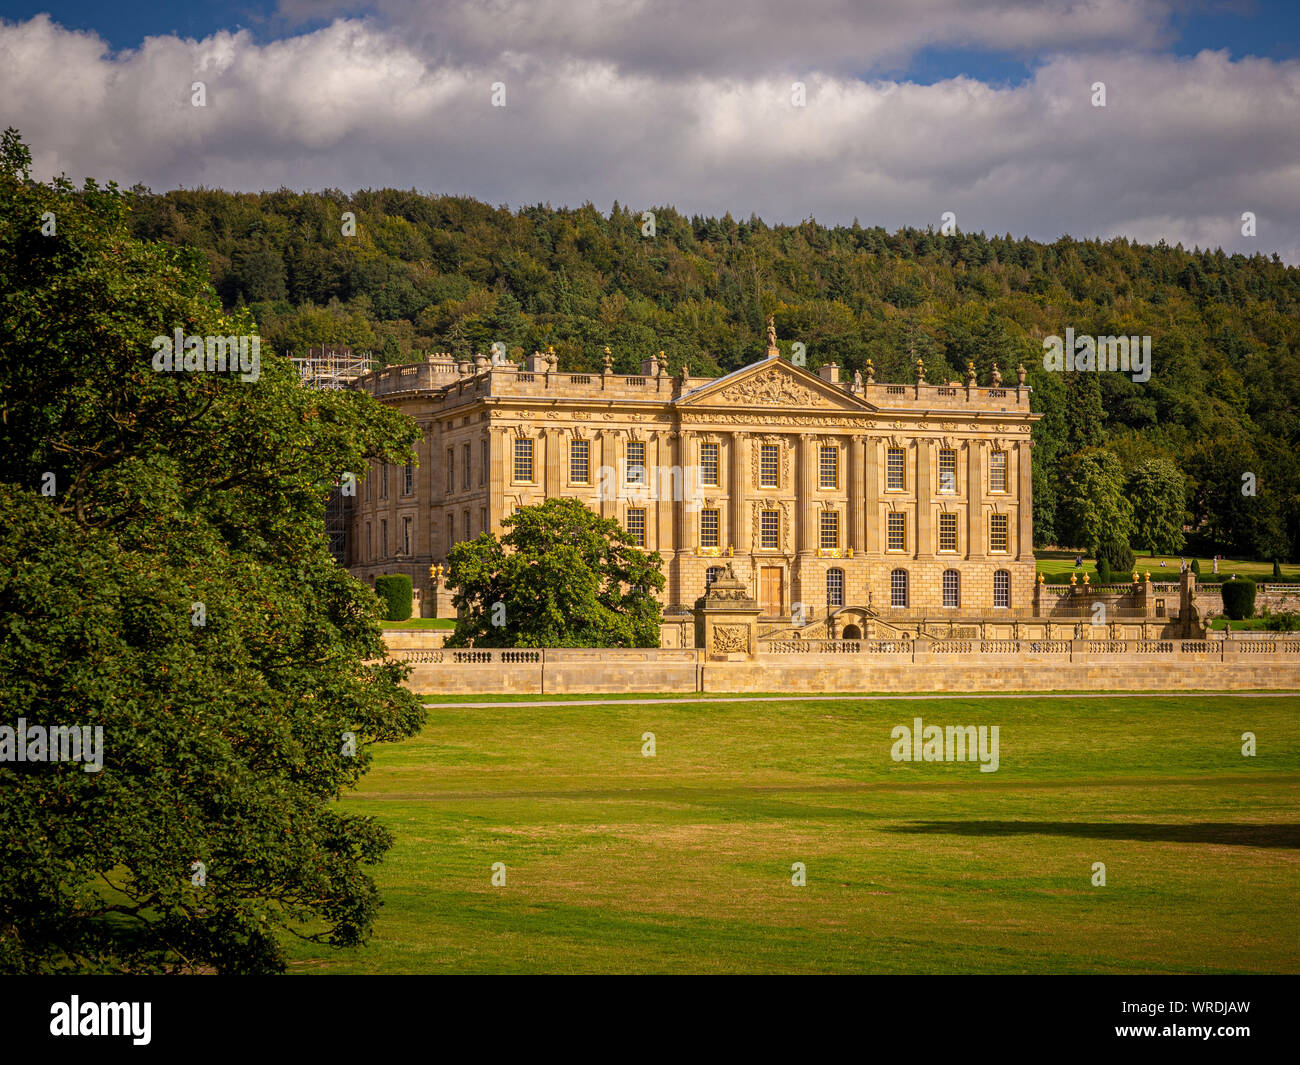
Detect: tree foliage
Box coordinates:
(1126, 457, 1188, 555)
(1058, 450, 1134, 557)
(0, 130, 424, 974)
(445, 498, 665, 648)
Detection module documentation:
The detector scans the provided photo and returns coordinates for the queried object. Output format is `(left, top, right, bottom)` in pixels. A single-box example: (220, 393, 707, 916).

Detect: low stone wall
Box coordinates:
(390, 634, 1300, 695)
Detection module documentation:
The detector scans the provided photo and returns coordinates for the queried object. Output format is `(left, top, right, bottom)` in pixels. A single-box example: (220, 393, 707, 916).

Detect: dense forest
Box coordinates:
(127, 187, 1300, 561)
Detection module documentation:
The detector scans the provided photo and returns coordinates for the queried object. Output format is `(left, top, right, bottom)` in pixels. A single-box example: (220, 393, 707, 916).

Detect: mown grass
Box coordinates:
(380, 618, 458, 629)
(285, 694, 1300, 974)
(1037, 553, 1298, 584)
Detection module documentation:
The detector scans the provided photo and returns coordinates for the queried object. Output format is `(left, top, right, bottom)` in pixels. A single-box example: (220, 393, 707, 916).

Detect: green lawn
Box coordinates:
(284, 694, 1300, 974)
(380, 618, 457, 630)
(1037, 552, 1298, 585)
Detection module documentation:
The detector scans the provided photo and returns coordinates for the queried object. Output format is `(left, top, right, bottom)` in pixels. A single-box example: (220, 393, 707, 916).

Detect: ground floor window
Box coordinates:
(943, 569, 960, 607)
(993, 570, 1011, 608)
(890, 569, 908, 608)
(827, 568, 844, 607)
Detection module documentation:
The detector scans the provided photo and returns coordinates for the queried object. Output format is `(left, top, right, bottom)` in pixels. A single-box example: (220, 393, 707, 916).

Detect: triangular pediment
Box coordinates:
(676, 357, 876, 412)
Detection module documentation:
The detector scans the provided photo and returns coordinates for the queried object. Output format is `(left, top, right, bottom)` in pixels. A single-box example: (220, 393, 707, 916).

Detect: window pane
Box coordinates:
(760, 510, 779, 549)
(990, 513, 1008, 552)
(760, 445, 779, 487)
(994, 570, 1011, 607)
(513, 439, 533, 482)
(939, 449, 957, 493)
(890, 569, 908, 608)
(827, 568, 844, 607)
(626, 508, 646, 546)
(886, 448, 905, 490)
(990, 451, 1007, 493)
(819, 445, 837, 489)
(939, 512, 957, 552)
(819, 510, 839, 549)
(887, 512, 906, 551)
(701, 443, 719, 487)
(701, 508, 719, 548)
(943, 569, 960, 607)
(570, 439, 590, 484)
(627, 441, 646, 485)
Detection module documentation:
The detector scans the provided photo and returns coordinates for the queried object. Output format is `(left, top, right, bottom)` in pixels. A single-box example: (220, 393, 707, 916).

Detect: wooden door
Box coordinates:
(760, 566, 783, 617)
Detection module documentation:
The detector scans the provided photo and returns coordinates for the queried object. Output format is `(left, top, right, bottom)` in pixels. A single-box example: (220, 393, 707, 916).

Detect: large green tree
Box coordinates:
(0, 130, 423, 974)
(1126, 457, 1188, 554)
(446, 498, 665, 647)
(1057, 449, 1133, 555)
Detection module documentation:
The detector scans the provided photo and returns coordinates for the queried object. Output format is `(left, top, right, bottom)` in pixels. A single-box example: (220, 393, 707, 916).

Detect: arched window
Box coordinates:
(993, 570, 1011, 608)
(827, 568, 845, 607)
(942, 569, 960, 608)
(890, 569, 909, 608)
(705, 566, 724, 588)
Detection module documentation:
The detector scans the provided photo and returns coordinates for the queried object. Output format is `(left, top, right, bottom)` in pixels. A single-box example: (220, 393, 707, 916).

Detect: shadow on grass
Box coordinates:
(887, 821, 1300, 848)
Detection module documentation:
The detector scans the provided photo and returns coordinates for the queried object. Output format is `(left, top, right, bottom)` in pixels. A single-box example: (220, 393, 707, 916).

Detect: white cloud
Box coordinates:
(1, 11, 1297, 261)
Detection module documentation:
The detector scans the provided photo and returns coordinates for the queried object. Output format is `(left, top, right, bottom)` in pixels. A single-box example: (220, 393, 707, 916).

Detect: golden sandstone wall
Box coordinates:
(393, 639, 1300, 695)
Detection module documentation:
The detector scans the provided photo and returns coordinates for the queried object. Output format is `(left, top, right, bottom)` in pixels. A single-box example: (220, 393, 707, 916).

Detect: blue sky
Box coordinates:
(7, 0, 1298, 75)
(2, 1, 1298, 260)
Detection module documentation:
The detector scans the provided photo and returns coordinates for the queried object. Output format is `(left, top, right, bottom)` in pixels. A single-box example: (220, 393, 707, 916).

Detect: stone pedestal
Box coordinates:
(694, 565, 761, 661)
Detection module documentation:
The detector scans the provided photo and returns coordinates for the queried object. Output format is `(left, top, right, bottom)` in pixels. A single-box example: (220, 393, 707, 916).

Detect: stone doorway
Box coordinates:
(760, 566, 783, 617)
(841, 623, 862, 640)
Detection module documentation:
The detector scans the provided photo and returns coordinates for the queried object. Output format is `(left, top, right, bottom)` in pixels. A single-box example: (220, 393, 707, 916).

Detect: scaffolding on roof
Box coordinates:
(289, 347, 374, 564)
(289, 346, 374, 390)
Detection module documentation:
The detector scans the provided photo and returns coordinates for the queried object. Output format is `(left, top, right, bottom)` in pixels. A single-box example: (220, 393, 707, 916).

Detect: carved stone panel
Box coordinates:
(713, 625, 750, 654)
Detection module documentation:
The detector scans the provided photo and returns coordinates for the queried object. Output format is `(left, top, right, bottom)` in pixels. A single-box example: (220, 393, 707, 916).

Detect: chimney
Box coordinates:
(819, 363, 840, 384)
(640, 353, 660, 378)
(524, 351, 548, 372)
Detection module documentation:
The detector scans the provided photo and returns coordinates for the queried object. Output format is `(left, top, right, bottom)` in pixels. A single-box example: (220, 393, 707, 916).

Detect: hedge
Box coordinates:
(1220, 578, 1257, 621)
(374, 574, 413, 621)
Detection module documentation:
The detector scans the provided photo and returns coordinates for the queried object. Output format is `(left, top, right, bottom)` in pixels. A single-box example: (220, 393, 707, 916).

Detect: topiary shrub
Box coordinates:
(1097, 534, 1135, 577)
(1191, 558, 1201, 576)
(374, 574, 413, 621)
(1274, 560, 1283, 579)
(1096, 557, 1111, 584)
(1220, 578, 1257, 621)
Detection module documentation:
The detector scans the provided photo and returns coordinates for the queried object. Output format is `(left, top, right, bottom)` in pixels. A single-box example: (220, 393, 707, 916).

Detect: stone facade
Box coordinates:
(348, 329, 1039, 636)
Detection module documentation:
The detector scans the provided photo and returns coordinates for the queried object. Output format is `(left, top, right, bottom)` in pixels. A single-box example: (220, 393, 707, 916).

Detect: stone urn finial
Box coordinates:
(916, 357, 926, 384)
(1070, 573, 1077, 586)
(991, 362, 1002, 386)
(603, 346, 613, 374)
(864, 358, 875, 384)
(1017, 362, 1027, 386)
(966, 360, 977, 386)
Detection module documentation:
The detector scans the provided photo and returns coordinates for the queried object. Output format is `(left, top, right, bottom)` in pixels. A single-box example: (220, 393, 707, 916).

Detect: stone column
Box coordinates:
(544, 426, 561, 497)
(797, 434, 814, 554)
(599, 429, 616, 519)
(864, 436, 880, 556)
(655, 430, 673, 557)
(847, 435, 862, 553)
(967, 439, 984, 558)
(915, 436, 933, 559)
(1016, 438, 1034, 561)
(730, 431, 747, 553)
(488, 425, 506, 537)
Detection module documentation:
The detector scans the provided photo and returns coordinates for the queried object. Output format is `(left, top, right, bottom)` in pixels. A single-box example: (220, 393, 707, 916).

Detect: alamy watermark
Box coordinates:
(151, 329, 261, 382)
(890, 716, 999, 772)
(596, 462, 704, 512)
(1043, 328, 1150, 383)
(0, 718, 103, 772)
